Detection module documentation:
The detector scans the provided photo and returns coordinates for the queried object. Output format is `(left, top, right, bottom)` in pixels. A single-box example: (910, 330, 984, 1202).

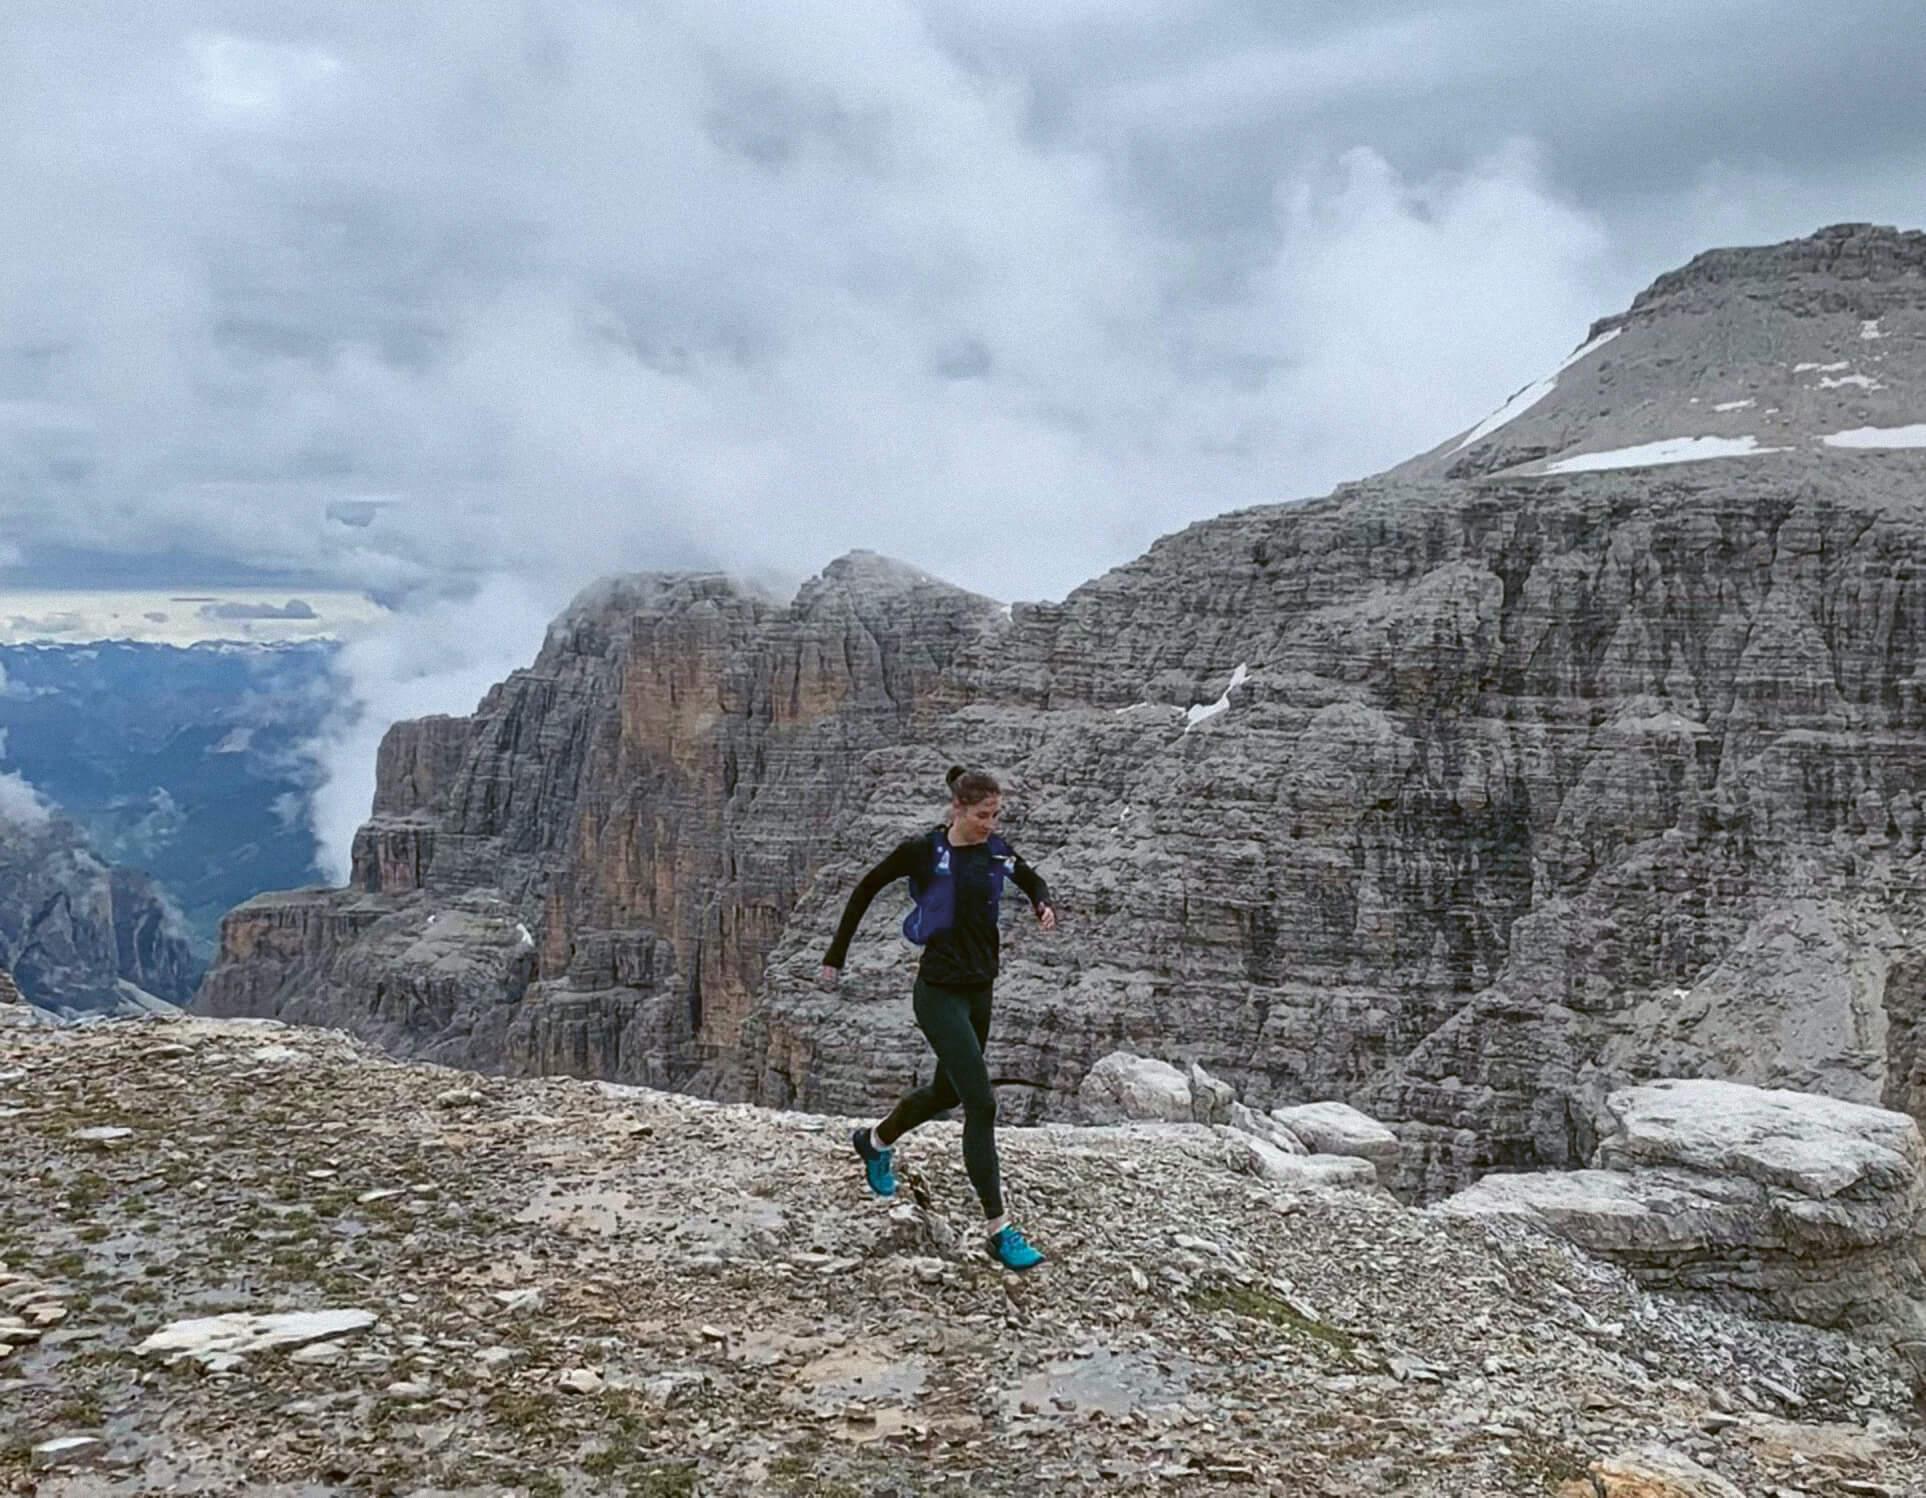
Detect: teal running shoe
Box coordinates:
(851, 1126, 896, 1198)
(988, 1224, 1045, 1271)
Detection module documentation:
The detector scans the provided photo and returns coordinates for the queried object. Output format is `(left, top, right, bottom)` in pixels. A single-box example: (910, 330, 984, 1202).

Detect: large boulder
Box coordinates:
(1077, 1052, 1194, 1125)
(1228, 1132, 1377, 1192)
(1439, 1079, 1926, 1343)
(1595, 1078, 1922, 1209)
(1270, 1101, 1401, 1175)
(1228, 1102, 1306, 1155)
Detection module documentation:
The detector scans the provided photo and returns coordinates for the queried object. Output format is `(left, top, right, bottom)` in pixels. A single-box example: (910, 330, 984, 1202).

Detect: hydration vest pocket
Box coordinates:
(901, 833, 1012, 946)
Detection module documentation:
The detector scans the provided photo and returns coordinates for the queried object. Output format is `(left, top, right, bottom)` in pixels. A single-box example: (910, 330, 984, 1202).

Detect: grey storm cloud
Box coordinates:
(4, 0, 1925, 613)
(9, 0, 1920, 881)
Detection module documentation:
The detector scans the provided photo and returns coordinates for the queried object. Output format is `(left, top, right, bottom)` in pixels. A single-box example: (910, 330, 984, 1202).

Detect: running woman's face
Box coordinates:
(951, 793, 1000, 844)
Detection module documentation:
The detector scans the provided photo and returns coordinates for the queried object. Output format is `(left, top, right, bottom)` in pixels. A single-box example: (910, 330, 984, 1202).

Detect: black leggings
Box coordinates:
(876, 978, 1002, 1219)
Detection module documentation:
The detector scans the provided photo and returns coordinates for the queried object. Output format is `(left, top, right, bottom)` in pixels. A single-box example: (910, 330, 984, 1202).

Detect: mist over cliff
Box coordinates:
(199, 225, 1926, 1201)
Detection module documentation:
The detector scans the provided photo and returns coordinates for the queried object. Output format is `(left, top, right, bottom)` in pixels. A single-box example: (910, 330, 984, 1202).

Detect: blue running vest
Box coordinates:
(901, 828, 1017, 945)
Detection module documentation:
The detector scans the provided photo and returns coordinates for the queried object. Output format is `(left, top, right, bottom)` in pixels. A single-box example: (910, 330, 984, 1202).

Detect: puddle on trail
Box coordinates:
(516, 1181, 788, 1257)
(788, 1344, 929, 1405)
(1001, 1346, 1194, 1419)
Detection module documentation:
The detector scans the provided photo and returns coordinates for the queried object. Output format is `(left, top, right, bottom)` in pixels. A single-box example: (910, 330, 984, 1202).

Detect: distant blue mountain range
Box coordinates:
(0, 640, 338, 957)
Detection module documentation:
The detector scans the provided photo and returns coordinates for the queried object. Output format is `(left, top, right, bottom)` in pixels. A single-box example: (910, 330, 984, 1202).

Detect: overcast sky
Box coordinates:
(7, 0, 1925, 610)
(6, 2, 1926, 872)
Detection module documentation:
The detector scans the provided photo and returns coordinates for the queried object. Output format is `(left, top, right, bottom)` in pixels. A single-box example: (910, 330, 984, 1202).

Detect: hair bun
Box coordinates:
(945, 766, 1001, 806)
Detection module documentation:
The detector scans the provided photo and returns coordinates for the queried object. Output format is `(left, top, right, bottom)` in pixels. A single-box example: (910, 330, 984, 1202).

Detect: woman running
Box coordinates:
(819, 766, 1058, 1270)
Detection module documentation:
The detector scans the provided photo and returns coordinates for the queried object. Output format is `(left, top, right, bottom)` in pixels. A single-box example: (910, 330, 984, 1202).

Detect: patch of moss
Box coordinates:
(487, 1387, 560, 1435)
(50, 1394, 105, 1428)
(624, 1464, 698, 1497)
(1507, 1433, 1591, 1492)
(67, 1172, 113, 1212)
(65, 1348, 143, 1373)
(1191, 1283, 1360, 1360)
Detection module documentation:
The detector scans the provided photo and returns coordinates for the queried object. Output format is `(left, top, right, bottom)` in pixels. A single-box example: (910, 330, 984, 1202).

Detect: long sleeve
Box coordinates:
(1010, 852, 1051, 912)
(822, 838, 926, 968)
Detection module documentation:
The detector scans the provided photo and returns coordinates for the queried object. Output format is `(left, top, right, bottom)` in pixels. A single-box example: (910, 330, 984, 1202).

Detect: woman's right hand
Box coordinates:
(818, 964, 841, 991)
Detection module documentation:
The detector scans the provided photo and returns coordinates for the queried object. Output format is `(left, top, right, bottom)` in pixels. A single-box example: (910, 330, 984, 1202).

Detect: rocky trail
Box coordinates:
(2, 1013, 1921, 1495)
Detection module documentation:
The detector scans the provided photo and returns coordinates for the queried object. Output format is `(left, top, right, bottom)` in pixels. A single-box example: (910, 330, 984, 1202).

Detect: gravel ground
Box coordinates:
(2, 1013, 1920, 1496)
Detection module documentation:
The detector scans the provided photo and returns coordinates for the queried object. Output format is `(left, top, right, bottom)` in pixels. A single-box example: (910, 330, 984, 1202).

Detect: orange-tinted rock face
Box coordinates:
(372, 713, 476, 819)
(199, 555, 1002, 1088)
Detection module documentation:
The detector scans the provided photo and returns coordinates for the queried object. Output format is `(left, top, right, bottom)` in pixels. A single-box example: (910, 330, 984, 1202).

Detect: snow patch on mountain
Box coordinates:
(1820, 424, 1926, 450)
(1185, 663, 1250, 730)
(1544, 435, 1785, 473)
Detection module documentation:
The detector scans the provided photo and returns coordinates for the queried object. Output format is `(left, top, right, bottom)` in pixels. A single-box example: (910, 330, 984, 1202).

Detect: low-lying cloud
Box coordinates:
(304, 575, 564, 880)
(0, 773, 53, 829)
(0, 720, 53, 829)
(200, 598, 318, 621)
(5, 1, 1924, 873)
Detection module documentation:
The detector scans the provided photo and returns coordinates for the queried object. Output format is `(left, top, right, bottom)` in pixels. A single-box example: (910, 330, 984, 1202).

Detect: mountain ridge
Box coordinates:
(197, 222, 1926, 1202)
(1394, 221, 1926, 483)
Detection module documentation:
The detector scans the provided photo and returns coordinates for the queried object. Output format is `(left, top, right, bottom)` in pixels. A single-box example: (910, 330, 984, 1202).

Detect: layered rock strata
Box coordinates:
(200, 224, 1926, 1210)
(0, 807, 198, 1016)
(1440, 1079, 1926, 1358)
(201, 555, 1003, 1089)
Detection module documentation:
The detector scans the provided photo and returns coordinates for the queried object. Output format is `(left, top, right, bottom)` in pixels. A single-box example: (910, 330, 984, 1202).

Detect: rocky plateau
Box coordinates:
(3, 1011, 1922, 1495)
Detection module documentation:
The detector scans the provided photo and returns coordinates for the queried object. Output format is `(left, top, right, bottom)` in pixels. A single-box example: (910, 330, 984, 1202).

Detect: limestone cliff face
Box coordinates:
(201, 224, 1926, 1194)
(748, 459, 1926, 1194)
(0, 809, 199, 1015)
(200, 555, 1005, 1088)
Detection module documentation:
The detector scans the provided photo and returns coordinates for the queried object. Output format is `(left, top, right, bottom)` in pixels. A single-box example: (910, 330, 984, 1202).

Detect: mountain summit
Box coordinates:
(1401, 222, 1926, 480)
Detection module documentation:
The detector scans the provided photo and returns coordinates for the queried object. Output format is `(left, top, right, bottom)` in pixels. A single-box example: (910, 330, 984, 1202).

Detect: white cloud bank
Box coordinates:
(0, 771, 53, 829)
(0, 4, 1636, 614)
(304, 576, 562, 880)
(8, 2, 1924, 874)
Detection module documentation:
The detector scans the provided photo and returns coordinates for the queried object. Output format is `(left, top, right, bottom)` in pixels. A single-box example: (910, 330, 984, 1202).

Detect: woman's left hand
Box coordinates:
(1036, 903, 1057, 932)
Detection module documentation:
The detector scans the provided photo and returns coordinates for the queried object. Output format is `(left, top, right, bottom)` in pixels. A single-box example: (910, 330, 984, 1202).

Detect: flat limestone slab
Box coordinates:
(136, 1309, 378, 1367)
(1597, 1078, 1924, 1198)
